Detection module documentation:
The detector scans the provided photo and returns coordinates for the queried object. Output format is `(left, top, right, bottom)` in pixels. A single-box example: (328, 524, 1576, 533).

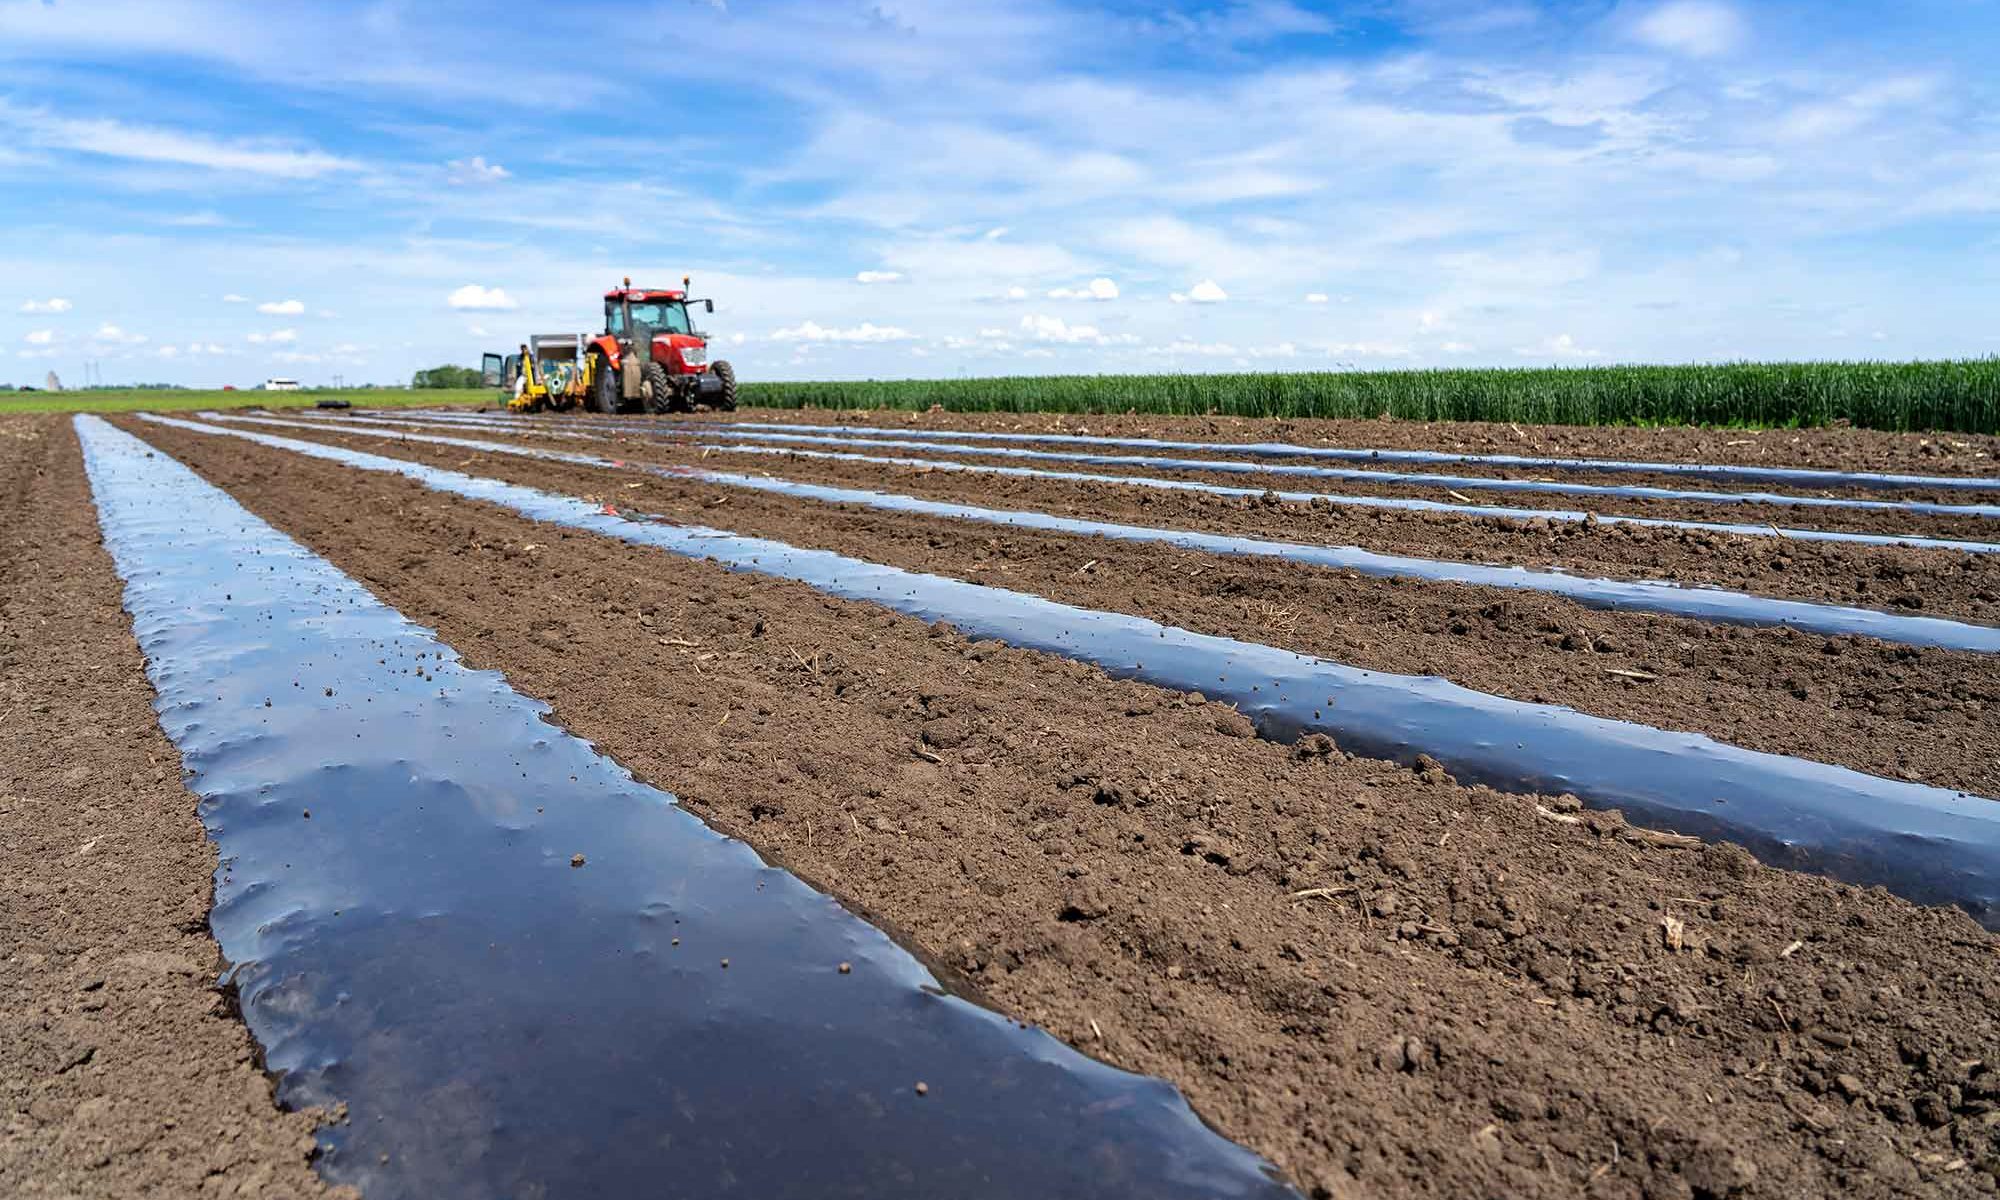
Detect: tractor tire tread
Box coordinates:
(712, 360, 738, 412)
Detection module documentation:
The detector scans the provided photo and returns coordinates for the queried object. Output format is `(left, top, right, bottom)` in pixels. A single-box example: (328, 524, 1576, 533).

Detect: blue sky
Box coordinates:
(2, 0, 1996, 388)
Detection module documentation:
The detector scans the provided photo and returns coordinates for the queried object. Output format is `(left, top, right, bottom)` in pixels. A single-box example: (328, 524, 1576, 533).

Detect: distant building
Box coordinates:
(263, 378, 302, 391)
(45, 371, 62, 392)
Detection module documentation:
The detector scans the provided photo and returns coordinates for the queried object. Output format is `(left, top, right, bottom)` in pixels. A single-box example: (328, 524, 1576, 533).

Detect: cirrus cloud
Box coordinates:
(0, 100, 357, 178)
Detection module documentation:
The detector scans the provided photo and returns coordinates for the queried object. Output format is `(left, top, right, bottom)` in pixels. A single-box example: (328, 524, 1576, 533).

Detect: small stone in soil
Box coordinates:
(838, 962, 852, 974)
(720, 958, 730, 968)
(915, 1082, 929, 1096)
(569, 853, 585, 867)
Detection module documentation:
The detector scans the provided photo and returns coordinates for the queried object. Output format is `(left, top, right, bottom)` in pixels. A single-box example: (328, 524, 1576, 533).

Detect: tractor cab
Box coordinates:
(604, 287, 702, 339)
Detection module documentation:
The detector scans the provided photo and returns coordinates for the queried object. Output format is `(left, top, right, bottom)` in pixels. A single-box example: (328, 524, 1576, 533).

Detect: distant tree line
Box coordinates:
(412, 365, 484, 389)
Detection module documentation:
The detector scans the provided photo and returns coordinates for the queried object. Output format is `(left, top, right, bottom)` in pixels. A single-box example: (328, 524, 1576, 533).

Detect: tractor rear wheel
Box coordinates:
(642, 362, 673, 414)
(710, 360, 737, 412)
(592, 354, 619, 414)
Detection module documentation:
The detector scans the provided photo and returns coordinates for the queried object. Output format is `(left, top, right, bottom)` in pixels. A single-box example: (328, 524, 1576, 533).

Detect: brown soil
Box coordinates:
(191, 418, 2000, 796)
(692, 443, 2000, 542)
(676, 406, 2000, 478)
(395, 411, 2000, 542)
(329, 417, 2000, 626)
(126, 415, 2000, 1199)
(583, 413, 2000, 515)
(0, 415, 343, 1199)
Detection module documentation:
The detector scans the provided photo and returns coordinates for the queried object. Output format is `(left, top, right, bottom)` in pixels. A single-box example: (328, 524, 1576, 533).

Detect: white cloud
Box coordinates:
(23, 329, 54, 345)
(1170, 279, 1229, 304)
(983, 227, 1010, 240)
(768, 320, 914, 343)
(466, 324, 490, 338)
(221, 294, 249, 304)
(1304, 293, 1329, 304)
(1017, 313, 1140, 345)
(19, 297, 71, 314)
(247, 328, 299, 345)
(1047, 277, 1119, 301)
(447, 284, 517, 311)
(1020, 313, 1101, 343)
(257, 298, 306, 315)
(93, 323, 147, 345)
(1514, 333, 1602, 359)
(1326, 341, 1414, 359)
(855, 270, 904, 284)
(445, 155, 510, 185)
(155, 344, 179, 358)
(1006, 286, 1028, 300)
(161, 210, 230, 227)
(1151, 339, 1240, 357)
(1632, 1, 1744, 58)
(1440, 341, 1477, 355)
(0, 100, 357, 178)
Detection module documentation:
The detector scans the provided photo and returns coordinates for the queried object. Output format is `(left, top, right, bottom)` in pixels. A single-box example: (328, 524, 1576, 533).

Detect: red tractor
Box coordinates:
(483, 278, 738, 414)
(590, 276, 736, 414)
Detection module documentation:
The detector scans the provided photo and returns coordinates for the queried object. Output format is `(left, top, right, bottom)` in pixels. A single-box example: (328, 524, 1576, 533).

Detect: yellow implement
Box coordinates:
(500, 334, 596, 413)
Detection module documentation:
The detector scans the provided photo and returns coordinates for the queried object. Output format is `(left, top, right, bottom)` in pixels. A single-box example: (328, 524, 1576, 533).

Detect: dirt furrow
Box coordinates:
(574, 424, 2000, 519)
(392, 412, 2000, 526)
(130, 414, 2000, 1200)
(677, 408, 2000, 477)
(350, 416, 2000, 624)
(185, 418, 2000, 795)
(0, 415, 341, 1199)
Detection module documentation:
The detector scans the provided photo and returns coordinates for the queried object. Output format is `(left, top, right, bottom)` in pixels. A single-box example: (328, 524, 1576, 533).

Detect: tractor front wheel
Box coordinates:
(710, 360, 737, 412)
(642, 362, 674, 415)
(592, 354, 619, 414)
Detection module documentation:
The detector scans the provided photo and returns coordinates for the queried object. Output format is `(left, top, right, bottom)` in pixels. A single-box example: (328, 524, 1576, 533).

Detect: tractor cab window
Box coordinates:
(627, 300, 692, 335)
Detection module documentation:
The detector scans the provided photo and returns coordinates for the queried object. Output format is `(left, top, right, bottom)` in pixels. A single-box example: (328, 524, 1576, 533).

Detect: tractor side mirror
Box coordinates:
(704, 299, 714, 313)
